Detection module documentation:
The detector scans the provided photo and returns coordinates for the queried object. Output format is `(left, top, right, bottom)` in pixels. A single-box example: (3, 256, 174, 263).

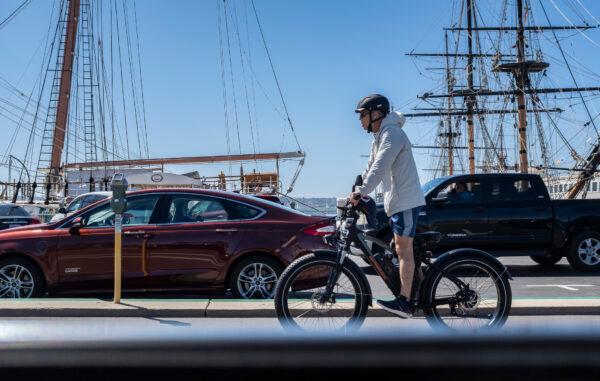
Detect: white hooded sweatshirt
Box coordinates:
(355, 111, 425, 217)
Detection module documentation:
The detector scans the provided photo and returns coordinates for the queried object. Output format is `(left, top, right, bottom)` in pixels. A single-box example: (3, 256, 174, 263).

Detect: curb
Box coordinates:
(0, 298, 598, 318)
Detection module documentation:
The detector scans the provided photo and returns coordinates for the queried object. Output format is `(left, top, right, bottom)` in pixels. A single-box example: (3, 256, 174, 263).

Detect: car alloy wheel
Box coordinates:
(236, 262, 279, 299)
(577, 238, 600, 267)
(0, 264, 35, 298)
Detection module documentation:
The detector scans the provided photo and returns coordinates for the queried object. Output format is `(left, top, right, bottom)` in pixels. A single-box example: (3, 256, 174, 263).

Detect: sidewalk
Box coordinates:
(0, 297, 598, 318)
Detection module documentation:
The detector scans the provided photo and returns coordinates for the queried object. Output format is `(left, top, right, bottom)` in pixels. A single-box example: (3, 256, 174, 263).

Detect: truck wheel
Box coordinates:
(567, 231, 600, 272)
(530, 254, 562, 267)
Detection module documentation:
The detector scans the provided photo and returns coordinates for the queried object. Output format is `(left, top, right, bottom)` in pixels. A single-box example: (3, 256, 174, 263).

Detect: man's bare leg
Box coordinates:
(394, 234, 414, 300)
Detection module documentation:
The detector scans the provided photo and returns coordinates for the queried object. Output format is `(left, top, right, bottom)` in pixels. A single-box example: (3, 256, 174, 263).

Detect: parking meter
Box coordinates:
(110, 174, 128, 214)
(110, 174, 128, 304)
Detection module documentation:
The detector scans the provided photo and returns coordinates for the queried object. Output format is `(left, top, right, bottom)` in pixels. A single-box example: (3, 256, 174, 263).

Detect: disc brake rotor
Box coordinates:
(310, 292, 335, 314)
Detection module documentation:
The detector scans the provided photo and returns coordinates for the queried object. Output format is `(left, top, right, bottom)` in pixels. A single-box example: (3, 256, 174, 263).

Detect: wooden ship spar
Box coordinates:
(0, 0, 305, 207)
(405, 0, 600, 199)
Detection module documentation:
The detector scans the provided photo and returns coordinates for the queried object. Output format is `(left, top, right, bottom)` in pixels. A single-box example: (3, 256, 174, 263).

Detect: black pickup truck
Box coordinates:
(373, 173, 600, 272)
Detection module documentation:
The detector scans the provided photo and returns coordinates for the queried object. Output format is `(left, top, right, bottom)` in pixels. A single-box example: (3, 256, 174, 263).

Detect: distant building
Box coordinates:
(544, 174, 600, 199)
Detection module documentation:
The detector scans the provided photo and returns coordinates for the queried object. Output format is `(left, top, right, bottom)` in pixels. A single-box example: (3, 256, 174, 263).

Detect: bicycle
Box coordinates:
(275, 180, 512, 332)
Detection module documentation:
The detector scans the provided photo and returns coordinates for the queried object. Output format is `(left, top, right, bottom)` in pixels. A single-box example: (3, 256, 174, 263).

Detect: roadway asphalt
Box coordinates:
(363, 256, 600, 300)
(2, 315, 599, 332)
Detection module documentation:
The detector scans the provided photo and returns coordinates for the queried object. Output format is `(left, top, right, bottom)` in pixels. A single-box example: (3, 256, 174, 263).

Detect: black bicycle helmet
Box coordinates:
(355, 94, 390, 133)
(355, 94, 390, 115)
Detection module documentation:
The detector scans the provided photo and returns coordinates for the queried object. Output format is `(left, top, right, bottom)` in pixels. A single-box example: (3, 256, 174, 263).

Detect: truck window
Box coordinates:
(490, 179, 537, 202)
(436, 181, 482, 203)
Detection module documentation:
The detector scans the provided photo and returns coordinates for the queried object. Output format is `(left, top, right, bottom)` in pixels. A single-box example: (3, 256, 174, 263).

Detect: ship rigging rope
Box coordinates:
(535, 94, 585, 162)
(114, 0, 131, 160)
(133, 0, 150, 159)
(0, 101, 125, 166)
(439, 1, 600, 171)
(31, 0, 67, 184)
(564, 0, 588, 23)
(7, 88, 134, 163)
(243, 1, 262, 158)
(549, 0, 600, 48)
(2, 0, 58, 176)
(122, 0, 143, 160)
(539, 0, 599, 137)
(575, 0, 600, 25)
(93, 0, 108, 164)
(250, 0, 301, 152)
(1, 27, 50, 162)
(543, 52, 600, 82)
(228, 0, 258, 163)
(107, 0, 133, 162)
(222, 1, 244, 156)
(217, 0, 233, 175)
(274, 191, 326, 215)
(0, 80, 134, 165)
(0, 0, 31, 32)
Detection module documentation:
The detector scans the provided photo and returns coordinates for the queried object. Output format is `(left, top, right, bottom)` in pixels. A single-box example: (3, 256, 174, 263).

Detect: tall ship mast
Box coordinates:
(406, 0, 600, 199)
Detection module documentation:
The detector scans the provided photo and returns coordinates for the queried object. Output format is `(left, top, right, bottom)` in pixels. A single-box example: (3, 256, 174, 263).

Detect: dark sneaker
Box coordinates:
(376, 297, 415, 318)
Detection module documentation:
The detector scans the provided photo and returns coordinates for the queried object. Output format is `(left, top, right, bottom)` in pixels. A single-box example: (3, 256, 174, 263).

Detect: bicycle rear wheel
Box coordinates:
(421, 255, 511, 331)
(274, 254, 370, 333)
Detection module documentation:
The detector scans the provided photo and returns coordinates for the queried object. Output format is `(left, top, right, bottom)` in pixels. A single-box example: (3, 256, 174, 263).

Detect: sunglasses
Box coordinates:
(359, 111, 370, 119)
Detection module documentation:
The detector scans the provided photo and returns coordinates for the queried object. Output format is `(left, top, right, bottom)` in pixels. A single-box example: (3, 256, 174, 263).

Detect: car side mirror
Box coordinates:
(431, 192, 449, 204)
(58, 207, 67, 214)
(69, 217, 84, 235)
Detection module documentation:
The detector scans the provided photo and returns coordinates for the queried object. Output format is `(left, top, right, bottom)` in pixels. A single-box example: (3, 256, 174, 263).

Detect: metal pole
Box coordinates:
(114, 213, 122, 303)
(445, 31, 454, 175)
(466, 0, 476, 174)
(516, 0, 529, 173)
(276, 158, 280, 193)
(8, 156, 12, 201)
(50, 0, 80, 185)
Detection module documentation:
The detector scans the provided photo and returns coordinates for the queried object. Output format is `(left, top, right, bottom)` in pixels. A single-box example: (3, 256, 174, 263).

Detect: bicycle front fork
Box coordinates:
(319, 246, 347, 304)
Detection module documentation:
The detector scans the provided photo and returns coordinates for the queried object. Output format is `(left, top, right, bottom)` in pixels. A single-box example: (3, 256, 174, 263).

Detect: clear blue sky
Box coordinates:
(2, 0, 600, 197)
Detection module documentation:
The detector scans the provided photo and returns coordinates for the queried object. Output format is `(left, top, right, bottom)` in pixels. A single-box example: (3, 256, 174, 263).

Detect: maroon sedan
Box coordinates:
(0, 189, 334, 299)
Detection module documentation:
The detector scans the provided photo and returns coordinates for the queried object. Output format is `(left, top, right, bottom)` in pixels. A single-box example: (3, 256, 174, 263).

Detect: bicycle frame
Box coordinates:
(325, 203, 471, 309)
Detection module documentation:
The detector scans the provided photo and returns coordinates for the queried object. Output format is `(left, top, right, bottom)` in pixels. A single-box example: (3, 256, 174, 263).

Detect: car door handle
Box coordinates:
(216, 228, 238, 233)
(124, 230, 146, 236)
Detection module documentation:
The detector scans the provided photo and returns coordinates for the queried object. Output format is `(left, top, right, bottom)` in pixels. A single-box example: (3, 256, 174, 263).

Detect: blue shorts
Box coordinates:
(389, 207, 422, 238)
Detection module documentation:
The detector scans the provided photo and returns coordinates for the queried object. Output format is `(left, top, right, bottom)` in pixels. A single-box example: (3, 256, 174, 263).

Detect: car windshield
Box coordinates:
(421, 177, 449, 196)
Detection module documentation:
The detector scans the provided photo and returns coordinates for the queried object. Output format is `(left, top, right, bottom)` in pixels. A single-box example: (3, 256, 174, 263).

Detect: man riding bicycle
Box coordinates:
(350, 93, 425, 318)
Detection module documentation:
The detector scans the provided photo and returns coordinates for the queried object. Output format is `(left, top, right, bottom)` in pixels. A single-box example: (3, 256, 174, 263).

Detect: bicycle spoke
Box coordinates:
(281, 260, 361, 332)
(431, 262, 503, 331)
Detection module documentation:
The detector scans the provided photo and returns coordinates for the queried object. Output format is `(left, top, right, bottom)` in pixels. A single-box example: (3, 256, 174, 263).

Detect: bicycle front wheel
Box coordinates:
(274, 254, 370, 333)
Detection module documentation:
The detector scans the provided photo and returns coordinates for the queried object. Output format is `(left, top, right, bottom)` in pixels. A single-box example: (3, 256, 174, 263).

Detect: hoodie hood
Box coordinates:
(380, 111, 406, 130)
